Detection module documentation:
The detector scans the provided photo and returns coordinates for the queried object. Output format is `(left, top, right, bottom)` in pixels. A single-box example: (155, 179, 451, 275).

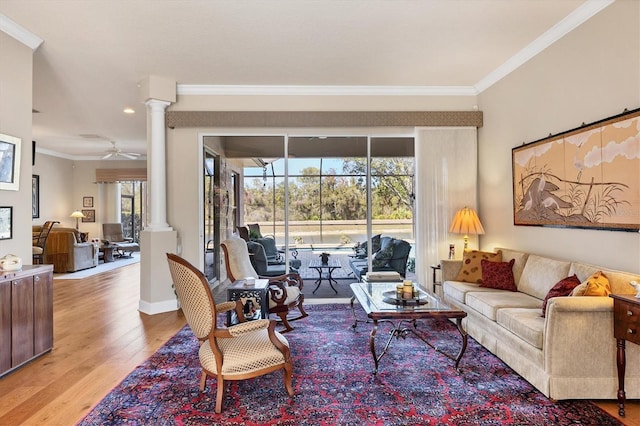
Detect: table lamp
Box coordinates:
(449, 207, 485, 251)
(70, 210, 85, 230)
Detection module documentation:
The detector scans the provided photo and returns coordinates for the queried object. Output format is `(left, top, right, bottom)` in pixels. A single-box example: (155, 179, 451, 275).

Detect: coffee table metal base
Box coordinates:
(350, 290, 468, 375)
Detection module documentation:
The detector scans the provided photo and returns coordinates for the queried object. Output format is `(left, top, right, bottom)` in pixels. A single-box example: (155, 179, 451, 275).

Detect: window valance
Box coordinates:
(95, 168, 147, 183)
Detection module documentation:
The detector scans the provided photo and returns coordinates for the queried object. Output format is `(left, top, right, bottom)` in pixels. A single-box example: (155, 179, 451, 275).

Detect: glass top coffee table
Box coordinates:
(350, 281, 468, 374)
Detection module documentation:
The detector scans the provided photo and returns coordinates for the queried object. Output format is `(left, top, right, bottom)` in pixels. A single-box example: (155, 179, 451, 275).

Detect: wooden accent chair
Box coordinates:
(32, 220, 59, 264)
(166, 253, 294, 413)
(102, 223, 140, 257)
(221, 236, 308, 333)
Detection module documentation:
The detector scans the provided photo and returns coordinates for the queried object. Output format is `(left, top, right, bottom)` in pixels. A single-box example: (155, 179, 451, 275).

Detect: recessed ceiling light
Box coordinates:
(123, 108, 135, 114)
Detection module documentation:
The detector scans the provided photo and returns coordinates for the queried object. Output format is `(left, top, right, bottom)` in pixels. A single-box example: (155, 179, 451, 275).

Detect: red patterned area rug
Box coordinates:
(78, 304, 621, 425)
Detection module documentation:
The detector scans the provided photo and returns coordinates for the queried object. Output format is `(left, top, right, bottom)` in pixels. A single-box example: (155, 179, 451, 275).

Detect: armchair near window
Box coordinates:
(166, 253, 293, 413)
(221, 237, 308, 333)
(102, 223, 140, 257)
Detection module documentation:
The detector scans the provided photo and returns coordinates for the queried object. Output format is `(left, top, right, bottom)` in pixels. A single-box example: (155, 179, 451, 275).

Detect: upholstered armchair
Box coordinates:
(221, 236, 308, 333)
(102, 223, 140, 257)
(166, 253, 294, 413)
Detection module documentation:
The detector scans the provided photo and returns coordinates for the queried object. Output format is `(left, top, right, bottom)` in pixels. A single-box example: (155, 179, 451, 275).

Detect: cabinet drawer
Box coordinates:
(614, 299, 640, 345)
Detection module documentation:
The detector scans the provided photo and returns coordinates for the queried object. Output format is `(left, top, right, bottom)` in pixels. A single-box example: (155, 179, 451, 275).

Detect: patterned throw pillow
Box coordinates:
(372, 245, 394, 268)
(570, 271, 611, 296)
(541, 274, 581, 317)
(480, 259, 516, 291)
(455, 250, 503, 284)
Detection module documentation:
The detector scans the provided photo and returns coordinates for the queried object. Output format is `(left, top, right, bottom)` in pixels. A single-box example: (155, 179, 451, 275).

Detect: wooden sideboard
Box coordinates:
(0, 264, 54, 377)
(611, 293, 640, 417)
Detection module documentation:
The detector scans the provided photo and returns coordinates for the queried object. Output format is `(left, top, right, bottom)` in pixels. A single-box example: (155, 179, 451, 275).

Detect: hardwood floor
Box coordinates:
(0, 263, 185, 425)
(0, 262, 637, 425)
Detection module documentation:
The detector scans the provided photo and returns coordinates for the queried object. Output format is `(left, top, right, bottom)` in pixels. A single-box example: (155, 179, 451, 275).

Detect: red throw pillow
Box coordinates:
(479, 259, 516, 291)
(542, 274, 581, 317)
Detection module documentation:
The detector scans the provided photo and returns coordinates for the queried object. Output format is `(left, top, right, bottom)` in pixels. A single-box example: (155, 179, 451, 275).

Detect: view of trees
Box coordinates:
(243, 157, 414, 223)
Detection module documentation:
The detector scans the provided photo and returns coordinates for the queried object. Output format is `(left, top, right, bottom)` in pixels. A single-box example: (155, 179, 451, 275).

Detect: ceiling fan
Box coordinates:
(102, 141, 141, 160)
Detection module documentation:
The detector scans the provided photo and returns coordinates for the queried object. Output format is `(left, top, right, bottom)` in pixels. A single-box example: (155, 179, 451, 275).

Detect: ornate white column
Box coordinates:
(145, 99, 172, 231)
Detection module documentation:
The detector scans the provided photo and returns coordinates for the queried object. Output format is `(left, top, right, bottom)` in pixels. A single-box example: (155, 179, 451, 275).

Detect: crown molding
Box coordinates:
(474, 0, 615, 93)
(177, 84, 478, 97)
(0, 14, 43, 50)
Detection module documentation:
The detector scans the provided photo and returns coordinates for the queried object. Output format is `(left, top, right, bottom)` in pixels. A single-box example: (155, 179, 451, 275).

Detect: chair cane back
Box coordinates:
(166, 253, 294, 413)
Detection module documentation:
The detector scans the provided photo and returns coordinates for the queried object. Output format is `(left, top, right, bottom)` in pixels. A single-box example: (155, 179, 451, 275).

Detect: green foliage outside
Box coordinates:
(244, 158, 414, 223)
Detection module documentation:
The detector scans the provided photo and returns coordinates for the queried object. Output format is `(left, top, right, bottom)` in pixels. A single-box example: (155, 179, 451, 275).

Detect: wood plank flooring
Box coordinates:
(0, 262, 637, 425)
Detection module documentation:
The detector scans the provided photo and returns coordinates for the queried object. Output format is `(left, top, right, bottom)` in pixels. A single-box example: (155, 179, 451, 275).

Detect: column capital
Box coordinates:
(145, 99, 171, 111)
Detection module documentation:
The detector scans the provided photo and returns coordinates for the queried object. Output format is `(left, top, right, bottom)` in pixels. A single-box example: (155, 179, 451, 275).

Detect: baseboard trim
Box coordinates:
(138, 298, 179, 315)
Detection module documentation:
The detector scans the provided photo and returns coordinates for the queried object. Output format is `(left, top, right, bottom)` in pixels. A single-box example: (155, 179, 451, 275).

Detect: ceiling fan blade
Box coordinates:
(102, 152, 114, 159)
(120, 153, 138, 160)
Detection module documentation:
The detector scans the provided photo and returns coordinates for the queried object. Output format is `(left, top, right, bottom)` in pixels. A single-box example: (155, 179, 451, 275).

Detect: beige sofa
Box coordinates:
(441, 247, 640, 400)
(34, 226, 98, 273)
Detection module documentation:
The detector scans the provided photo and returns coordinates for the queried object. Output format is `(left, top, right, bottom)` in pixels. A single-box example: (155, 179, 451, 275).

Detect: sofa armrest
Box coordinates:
(543, 296, 615, 376)
(441, 260, 462, 281)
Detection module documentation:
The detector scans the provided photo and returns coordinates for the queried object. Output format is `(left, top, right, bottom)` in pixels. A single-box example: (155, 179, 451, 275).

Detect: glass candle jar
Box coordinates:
(396, 284, 403, 298)
(403, 281, 414, 299)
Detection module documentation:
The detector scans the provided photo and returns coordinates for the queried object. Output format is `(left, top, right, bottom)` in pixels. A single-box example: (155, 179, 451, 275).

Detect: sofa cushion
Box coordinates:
(496, 308, 545, 349)
(480, 259, 516, 291)
(442, 281, 499, 304)
(465, 290, 542, 321)
(495, 248, 529, 286)
(571, 271, 611, 296)
(541, 274, 581, 317)
(518, 254, 571, 300)
(455, 250, 502, 284)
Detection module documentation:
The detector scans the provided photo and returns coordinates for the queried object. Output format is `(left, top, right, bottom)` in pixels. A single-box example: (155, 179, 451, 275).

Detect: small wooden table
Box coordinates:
(99, 244, 116, 263)
(227, 279, 269, 325)
(611, 293, 640, 417)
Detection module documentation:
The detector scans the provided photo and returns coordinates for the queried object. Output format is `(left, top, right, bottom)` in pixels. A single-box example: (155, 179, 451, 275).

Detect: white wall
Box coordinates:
(0, 31, 33, 261)
(32, 152, 74, 227)
(478, 1, 640, 273)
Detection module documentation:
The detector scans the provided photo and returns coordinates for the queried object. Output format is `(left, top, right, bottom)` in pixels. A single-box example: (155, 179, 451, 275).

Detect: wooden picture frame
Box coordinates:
(82, 209, 96, 222)
(0, 206, 12, 239)
(0, 133, 22, 191)
(83, 196, 94, 208)
(81, 209, 95, 223)
(513, 108, 640, 231)
(32, 175, 40, 218)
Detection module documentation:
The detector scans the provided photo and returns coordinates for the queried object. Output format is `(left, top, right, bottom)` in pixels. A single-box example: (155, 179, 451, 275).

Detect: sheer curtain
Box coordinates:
(414, 127, 478, 290)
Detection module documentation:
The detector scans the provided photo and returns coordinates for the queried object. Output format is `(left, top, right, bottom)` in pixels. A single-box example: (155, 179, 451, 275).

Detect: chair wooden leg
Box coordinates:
(297, 302, 309, 319)
(283, 363, 294, 397)
(215, 377, 225, 413)
(277, 312, 294, 333)
(199, 370, 207, 391)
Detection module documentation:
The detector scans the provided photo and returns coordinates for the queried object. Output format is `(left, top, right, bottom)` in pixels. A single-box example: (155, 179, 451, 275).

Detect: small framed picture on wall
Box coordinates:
(0, 206, 12, 240)
(81, 209, 95, 223)
(83, 196, 94, 208)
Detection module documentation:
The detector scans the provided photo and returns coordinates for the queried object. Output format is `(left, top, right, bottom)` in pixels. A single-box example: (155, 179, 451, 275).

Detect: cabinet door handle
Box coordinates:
(35, 275, 40, 282)
(628, 310, 634, 316)
(628, 329, 635, 335)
